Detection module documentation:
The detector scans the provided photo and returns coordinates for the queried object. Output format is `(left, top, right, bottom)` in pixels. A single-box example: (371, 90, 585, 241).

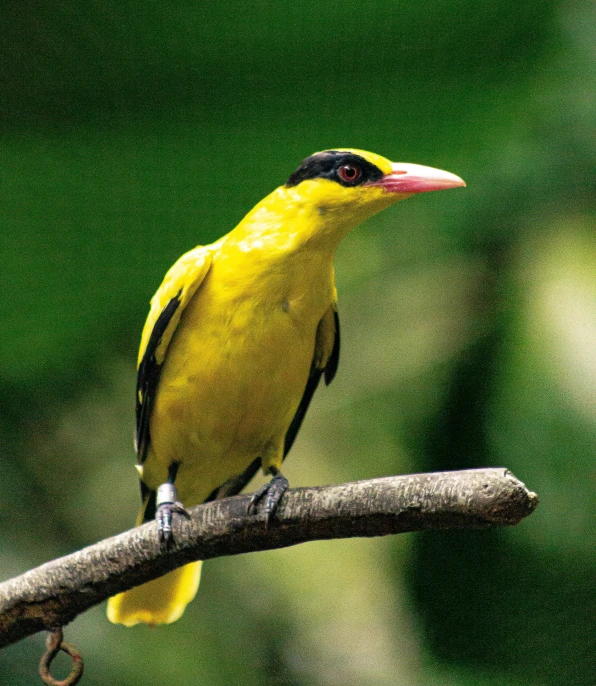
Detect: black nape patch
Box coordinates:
(285, 151, 384, 188)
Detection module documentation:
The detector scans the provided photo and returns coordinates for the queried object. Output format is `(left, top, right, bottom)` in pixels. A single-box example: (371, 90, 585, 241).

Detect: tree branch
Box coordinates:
(0, 468, 537, 648)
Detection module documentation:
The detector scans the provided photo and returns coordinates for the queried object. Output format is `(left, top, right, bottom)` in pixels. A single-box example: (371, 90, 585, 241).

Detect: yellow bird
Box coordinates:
(107, 149, 465, 627)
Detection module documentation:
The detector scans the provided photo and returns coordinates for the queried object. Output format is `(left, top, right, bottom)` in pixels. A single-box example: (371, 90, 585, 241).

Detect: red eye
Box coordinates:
(337, 164, 362, 184)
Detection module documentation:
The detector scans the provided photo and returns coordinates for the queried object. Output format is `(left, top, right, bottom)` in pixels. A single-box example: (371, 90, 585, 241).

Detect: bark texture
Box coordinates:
(0, 468, 538, 648)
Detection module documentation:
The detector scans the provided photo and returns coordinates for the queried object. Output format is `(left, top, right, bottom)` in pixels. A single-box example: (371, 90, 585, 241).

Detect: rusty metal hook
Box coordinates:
(39, 627, 84, 686)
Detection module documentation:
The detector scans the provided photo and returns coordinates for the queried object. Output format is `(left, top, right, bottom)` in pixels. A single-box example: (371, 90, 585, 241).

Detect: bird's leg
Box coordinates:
(248, 466, 289, 521)
(156, 462, 189, 544)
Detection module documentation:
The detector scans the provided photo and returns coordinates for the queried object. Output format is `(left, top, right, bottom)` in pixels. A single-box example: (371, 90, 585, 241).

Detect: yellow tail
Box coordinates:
(107, 561, 202, 627)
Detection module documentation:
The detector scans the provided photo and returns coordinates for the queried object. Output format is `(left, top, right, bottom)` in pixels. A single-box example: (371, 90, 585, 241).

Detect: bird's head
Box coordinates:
(229, 149, 465, 255)
(281, 148, 465, 241)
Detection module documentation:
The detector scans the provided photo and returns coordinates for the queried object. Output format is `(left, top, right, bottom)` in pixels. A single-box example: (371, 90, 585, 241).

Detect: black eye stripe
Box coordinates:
(285, 151, 384, 188)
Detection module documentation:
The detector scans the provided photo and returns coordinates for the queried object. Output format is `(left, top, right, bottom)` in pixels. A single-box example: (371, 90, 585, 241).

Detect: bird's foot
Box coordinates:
(248, 471, 289, 522)
(156, 483, 189, 544)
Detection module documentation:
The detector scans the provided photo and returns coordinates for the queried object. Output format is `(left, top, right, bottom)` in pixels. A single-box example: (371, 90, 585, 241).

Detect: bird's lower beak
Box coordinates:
(370, 163, 466, 194)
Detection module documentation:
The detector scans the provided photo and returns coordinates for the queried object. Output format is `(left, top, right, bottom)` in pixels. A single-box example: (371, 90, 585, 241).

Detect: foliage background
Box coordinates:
(1, 1, 594, 684)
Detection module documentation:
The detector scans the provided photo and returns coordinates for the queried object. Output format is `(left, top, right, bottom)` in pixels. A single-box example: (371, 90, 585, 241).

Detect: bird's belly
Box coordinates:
(144, 294, 318, 504)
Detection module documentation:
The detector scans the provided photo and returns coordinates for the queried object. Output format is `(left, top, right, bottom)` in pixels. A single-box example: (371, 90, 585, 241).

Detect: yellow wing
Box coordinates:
(136, 246, 212, 464)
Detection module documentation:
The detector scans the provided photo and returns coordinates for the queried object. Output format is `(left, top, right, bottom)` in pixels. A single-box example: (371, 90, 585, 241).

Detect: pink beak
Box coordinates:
(369, 163, 466, 194)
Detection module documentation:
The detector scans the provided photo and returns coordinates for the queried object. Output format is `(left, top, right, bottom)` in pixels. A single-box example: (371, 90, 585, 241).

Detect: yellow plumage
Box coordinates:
(107, 149, 464, 626)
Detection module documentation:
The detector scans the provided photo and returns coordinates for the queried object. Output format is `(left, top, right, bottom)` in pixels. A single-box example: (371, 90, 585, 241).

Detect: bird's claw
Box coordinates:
(156, 501, 189, 543)
(156, 482, 189, 544)
(248, 472, 289, 522)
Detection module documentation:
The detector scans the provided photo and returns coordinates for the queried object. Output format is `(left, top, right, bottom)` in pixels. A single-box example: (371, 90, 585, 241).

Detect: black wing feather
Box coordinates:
(135, 292, 182, 464)
(283, 364, 324, 457)
(324, 309, 340, 386)
(285, 307, 340, 455)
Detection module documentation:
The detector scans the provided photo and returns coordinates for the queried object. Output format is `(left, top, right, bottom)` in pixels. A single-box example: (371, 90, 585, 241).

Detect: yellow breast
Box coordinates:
(142, 237, 335, 506)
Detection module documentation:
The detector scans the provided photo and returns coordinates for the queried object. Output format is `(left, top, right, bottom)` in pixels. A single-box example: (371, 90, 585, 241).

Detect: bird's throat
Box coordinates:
(225, 184, 384, 259)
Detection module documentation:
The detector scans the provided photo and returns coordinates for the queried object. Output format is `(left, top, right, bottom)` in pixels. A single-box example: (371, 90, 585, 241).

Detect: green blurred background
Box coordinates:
(1, 1, 594, 684)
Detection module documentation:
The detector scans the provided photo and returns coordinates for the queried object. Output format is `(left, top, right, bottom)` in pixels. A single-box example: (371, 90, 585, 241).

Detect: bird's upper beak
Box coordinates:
(369, 163, 466, 194)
